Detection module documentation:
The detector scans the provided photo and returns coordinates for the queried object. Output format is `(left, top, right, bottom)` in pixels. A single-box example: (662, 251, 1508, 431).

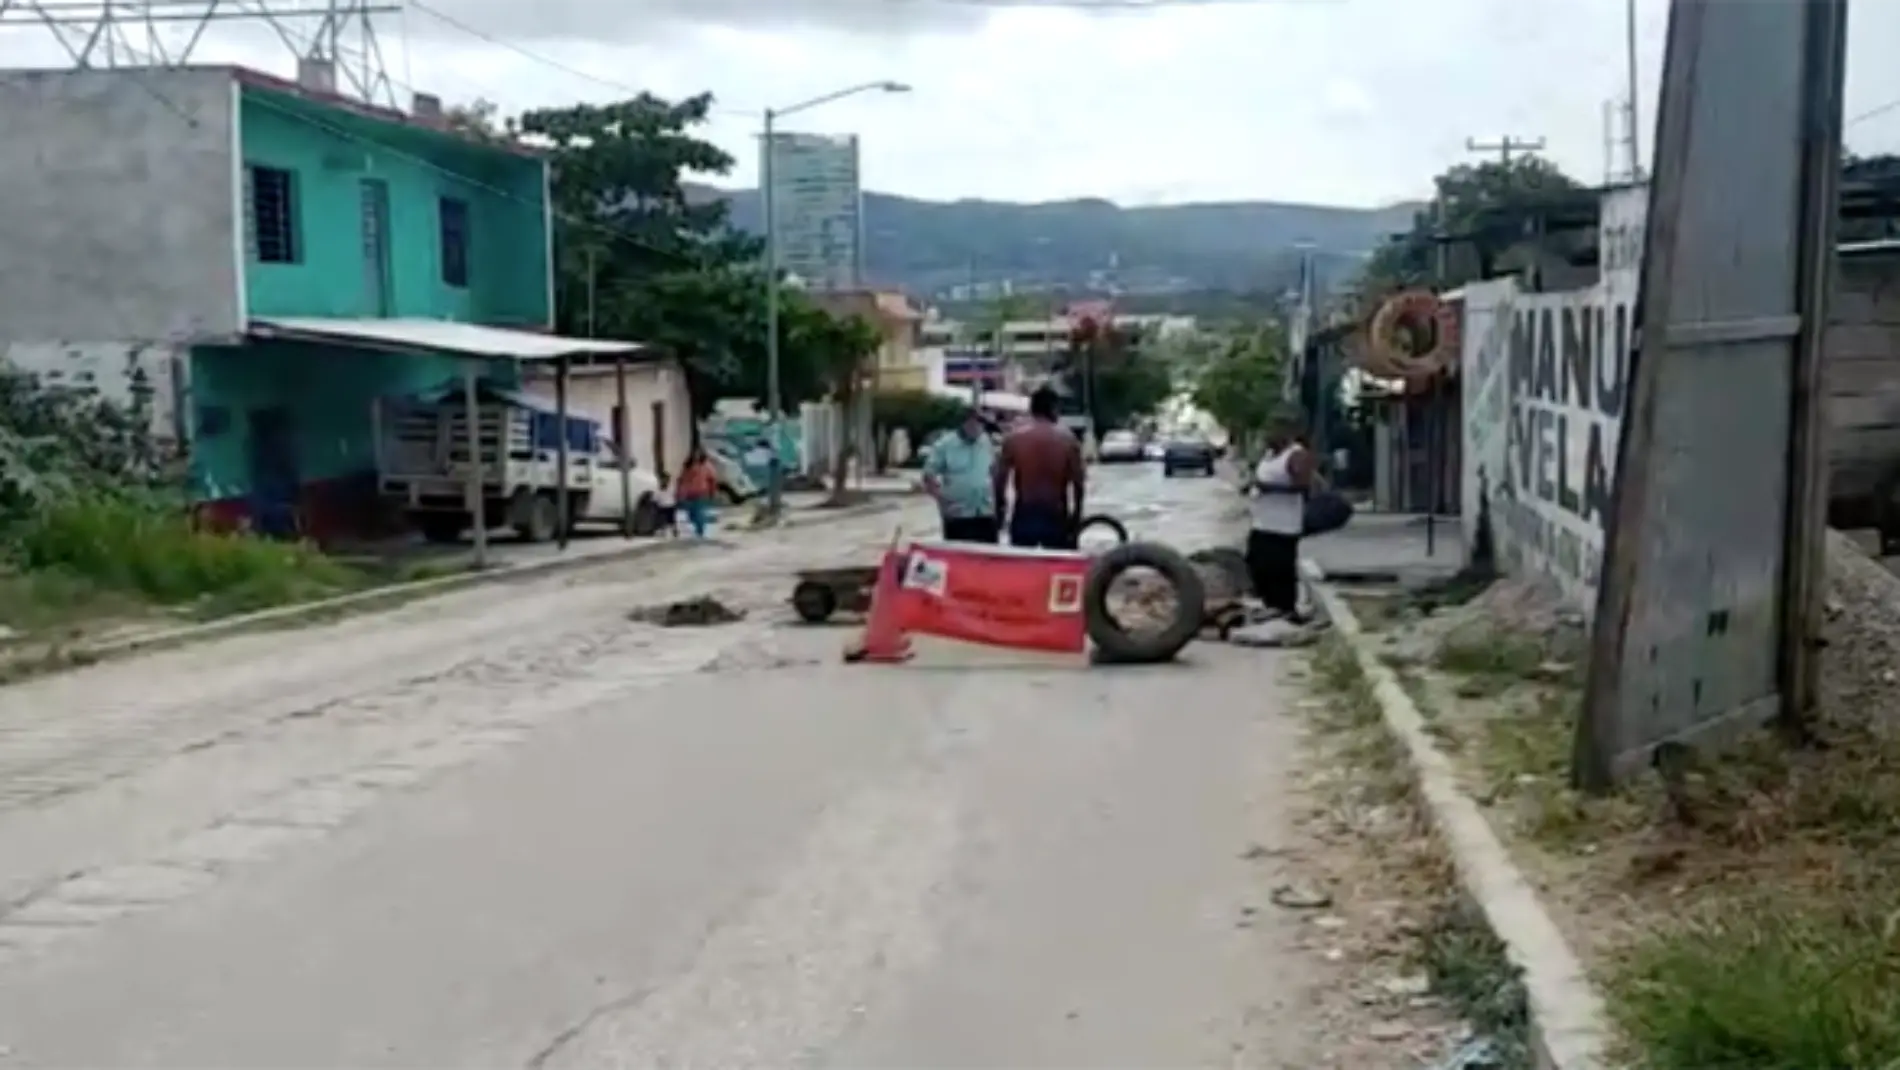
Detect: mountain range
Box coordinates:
(692, 185, 1423, 304)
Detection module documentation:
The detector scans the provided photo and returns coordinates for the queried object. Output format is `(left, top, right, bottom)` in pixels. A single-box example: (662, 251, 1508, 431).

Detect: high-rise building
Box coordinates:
(764, 132, 863, 292)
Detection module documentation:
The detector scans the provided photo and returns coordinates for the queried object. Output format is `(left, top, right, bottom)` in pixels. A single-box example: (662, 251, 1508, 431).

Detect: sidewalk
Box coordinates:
(1305, 512, 1465, 586)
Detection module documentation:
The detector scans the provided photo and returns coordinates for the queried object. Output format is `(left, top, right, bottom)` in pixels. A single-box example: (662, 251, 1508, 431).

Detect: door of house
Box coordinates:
(359, 178, 392, 316)
(246, 405, 301, 538)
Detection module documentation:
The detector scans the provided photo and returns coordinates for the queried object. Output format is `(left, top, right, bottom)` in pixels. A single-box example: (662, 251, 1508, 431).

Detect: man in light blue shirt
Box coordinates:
(922, 406, 999, 542)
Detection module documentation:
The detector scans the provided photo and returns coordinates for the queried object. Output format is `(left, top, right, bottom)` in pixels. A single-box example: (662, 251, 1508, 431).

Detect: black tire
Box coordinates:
(791, 580, 838, 623)
(1076, 513, 1129, 546)
(515, 491, 559, 543)
(1163, 465, 1177, 478)
(1082, 541, 1207, 664)
(416, 513, 465, 544)
(629, 494, 662, 537)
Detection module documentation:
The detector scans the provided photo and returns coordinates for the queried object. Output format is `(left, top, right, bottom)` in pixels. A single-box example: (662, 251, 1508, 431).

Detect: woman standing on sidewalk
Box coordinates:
(675, 447, 719, 539)
(1247, 418, 1314, 622)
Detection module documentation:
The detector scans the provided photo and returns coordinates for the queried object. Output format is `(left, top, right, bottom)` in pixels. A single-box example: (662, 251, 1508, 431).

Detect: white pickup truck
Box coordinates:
(377, 388, 664, 543)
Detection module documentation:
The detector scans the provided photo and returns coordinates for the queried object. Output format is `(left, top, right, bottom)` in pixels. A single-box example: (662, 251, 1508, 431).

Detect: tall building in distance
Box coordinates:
(765, 132, 863, 292)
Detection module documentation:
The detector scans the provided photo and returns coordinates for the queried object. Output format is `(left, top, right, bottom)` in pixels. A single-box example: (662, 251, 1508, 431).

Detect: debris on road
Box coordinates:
(1270, 882, 1335, 910)
(628, 596, 746, 627)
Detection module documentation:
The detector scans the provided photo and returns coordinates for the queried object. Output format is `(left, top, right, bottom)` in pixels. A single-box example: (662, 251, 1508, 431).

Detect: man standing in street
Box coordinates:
(995, 385, 1085, 549)
(922, 405, 999, 542)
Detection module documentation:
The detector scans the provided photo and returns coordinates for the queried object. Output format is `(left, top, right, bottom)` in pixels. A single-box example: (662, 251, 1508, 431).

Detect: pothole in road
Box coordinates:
(628, 596, 747, 627)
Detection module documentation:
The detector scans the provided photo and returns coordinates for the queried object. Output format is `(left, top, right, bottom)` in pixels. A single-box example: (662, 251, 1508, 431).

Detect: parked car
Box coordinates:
(1142, 440, 1167, 461)
(1162, 436, 1219, 478)
(1098, 429, 1145, 463)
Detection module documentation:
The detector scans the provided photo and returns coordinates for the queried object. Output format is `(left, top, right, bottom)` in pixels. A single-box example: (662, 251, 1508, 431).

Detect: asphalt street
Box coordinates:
(0, 463, 1366, 1068)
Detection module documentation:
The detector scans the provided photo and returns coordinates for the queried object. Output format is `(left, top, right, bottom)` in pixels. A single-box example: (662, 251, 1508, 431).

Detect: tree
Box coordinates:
(1053, 316, 1172, 432)
(511, 94, 841, 418)
(780, 304, 882, 499)
(1191, 324, 1288, 454)
(1360, 155, 1586, 297)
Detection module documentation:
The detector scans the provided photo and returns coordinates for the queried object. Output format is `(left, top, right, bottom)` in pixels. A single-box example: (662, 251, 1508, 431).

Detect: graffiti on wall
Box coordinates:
(1461, 185, 1646, 616)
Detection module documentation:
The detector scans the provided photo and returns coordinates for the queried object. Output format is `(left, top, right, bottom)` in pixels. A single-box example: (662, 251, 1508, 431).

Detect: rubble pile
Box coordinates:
(628, 595, 746, 627)
(1820, 529, 1900, 723)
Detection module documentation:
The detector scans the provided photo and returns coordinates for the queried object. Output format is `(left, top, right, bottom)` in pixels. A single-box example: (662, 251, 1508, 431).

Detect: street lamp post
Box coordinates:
(762, 79, 910, 518)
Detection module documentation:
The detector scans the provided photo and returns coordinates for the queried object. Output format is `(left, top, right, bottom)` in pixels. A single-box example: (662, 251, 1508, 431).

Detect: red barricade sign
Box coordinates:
(891, 542, 1090, 654)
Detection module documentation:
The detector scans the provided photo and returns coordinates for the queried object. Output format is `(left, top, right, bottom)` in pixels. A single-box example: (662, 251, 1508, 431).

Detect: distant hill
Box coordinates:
(690, 185, 1423, 302)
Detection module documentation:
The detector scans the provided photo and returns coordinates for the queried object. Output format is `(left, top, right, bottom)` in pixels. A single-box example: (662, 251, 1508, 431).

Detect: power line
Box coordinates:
(1849, 97, 1900, 129)
(405, 0, 761, 118)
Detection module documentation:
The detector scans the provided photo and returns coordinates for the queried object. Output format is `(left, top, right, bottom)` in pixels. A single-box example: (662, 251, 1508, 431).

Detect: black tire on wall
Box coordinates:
(1082, 542, 1207, 664)
(1075, 513, 1130, 546)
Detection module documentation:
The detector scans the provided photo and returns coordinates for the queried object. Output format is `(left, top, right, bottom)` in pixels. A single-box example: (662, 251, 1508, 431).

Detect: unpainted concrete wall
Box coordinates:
(0, 67, 242, 345)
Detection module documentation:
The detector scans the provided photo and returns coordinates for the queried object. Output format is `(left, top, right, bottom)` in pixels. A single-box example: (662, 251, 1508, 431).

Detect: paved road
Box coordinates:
(0, 465, 1352, 1067)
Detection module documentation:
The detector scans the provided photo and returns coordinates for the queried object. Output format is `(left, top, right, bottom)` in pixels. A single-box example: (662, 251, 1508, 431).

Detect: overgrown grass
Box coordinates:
(1414, 895, 1534, 1070)
(1, 494, 365, 627)
(1609, 895, 1900, 1069)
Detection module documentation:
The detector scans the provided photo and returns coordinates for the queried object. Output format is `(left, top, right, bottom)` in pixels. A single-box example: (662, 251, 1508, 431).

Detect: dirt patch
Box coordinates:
(1280, 639, 1527, 1069)
(628, 596, 747, 627)
(1350, 537, 1900, 1069)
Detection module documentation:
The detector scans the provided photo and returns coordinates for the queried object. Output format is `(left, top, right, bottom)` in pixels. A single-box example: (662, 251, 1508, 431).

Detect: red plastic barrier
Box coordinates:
(890, 541, 1090, 654)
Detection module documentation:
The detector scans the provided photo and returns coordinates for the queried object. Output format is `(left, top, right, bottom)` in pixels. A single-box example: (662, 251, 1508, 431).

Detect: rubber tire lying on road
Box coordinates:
(1075, 513, 1129, 547)
(791, 580, 838, 623)
(1083, 541, 1208, 664)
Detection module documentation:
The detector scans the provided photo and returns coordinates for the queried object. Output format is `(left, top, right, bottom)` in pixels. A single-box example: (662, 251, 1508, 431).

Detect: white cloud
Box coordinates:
(7, 0, 1900, 207)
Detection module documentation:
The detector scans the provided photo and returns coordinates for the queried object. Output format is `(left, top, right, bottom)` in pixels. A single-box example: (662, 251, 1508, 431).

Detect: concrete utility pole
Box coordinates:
(759, 80, 910, 518)
(1625, 0, 1643, 181)
(1465, 136, 1547, 165)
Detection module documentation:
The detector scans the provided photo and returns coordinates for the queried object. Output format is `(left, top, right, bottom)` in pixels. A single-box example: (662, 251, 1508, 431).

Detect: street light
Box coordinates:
(762, 80, 912, 517)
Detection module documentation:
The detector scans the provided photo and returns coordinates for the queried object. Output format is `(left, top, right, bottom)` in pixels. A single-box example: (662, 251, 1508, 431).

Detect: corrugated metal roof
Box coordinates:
(248, 318, 650, 362)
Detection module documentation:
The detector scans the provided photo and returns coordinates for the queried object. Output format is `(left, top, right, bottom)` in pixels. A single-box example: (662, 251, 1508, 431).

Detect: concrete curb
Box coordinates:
(70, 499, 904, 663)
(1302, 560, 1614, 1070)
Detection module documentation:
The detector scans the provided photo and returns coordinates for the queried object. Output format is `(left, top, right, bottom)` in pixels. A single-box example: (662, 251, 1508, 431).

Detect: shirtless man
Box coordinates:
(994, 385, 1085, 549)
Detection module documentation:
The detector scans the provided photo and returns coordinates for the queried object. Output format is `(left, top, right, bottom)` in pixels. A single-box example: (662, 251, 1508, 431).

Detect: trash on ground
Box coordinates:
(628, 595, 746, 627)
(1228, 618, 1320, 647)
(1270, 882, 1335, 910)
(1421, 1035, 1505, 1070)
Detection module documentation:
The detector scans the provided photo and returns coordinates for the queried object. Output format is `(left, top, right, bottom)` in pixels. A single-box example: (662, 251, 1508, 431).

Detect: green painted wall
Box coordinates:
(238, 88, 550, 327)
(190, 342, 518, 500)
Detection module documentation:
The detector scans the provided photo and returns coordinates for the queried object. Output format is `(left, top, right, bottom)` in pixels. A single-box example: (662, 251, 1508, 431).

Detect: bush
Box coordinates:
(4, 493, 359, 613)
(874, 391, 967, 454)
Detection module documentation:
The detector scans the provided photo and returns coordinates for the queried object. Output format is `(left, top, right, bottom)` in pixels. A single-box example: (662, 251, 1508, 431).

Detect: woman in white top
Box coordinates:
(1248, 418, 1315, 621)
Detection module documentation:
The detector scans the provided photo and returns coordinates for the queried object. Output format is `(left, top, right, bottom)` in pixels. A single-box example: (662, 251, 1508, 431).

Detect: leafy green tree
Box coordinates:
(781, 308, 883, 499)
(1360, 155, 1584, 296)
(1191, 325, 1288, 453)
(512, 94, 843, 418)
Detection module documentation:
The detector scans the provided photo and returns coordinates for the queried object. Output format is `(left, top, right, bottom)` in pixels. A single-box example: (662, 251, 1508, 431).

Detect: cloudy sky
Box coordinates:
(7, 0, 1900, 207)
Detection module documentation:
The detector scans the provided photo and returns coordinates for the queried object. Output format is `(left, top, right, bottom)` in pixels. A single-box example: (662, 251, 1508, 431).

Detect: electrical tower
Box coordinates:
(1465, 135, 1548, 165)
(0, 0, 400, 105)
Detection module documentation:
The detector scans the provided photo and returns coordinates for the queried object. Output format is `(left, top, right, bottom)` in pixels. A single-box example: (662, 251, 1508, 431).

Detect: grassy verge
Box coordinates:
(1305, 637, 1536, 1069)
(0, 493, 370, 640)
(1356, 592, 1900, 1070)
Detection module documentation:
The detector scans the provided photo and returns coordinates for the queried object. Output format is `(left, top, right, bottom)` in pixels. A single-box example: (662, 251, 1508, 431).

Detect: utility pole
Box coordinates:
(1625, 0, 1643, 181)
(1465, 135, 1547, 165)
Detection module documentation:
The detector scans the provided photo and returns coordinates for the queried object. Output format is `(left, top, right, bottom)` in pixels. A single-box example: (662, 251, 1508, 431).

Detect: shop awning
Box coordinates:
(247, 317, 653, 363)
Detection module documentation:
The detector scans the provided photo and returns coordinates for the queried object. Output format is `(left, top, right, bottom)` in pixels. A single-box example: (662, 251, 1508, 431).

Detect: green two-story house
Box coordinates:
(0, 63, 560, 538)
